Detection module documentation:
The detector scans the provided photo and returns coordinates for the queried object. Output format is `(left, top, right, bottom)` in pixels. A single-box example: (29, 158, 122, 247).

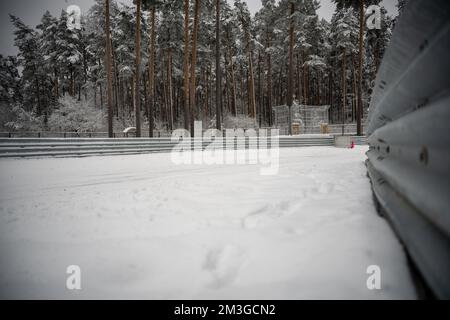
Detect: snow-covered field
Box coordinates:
(0, 146, 416, 299)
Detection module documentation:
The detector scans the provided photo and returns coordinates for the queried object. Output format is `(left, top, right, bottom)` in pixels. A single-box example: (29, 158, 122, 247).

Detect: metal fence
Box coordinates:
(1, 123, 366, 139)
(0, 128, 292, 139)
(365, 0, 450, 299)
(275, 124, 365, 136)
(0, 131, 174, 139)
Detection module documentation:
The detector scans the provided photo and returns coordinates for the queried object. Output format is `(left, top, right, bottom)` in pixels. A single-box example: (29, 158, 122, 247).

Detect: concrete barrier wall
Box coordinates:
(0, 136, 338, 158)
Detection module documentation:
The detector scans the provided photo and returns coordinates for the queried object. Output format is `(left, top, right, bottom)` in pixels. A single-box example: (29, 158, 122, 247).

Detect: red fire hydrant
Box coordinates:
(350, 140, 355, 149)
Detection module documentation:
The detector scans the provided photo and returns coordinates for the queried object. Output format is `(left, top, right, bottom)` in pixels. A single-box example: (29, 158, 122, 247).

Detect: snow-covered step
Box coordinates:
(0, 136, 364, 158)
(0, 147, 177, 158)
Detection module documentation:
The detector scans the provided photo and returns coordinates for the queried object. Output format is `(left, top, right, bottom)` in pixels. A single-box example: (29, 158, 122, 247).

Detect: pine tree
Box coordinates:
(330, 6, 358, 125)
(37, 11, 59, 104)
(234, 0, 256, 120)
(142, 0, 160, 137)
(134, 0, 143, 137)
(182, 0, 190, 132)
(105, 0, 114, 137)
(3, 0, 394, 135)
(287, 1, 295, 135)
(255, 0, 277, 125)
(190, 0, 201, 135)
(9, 15, 45, 116)
(332, 0, 378, 135)
(216, 0, 222, 129)
(0, 55, 21, 104)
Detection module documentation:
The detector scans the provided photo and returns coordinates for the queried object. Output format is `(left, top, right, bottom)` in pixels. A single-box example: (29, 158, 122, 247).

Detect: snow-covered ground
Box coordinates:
(0, 146, 416, 299)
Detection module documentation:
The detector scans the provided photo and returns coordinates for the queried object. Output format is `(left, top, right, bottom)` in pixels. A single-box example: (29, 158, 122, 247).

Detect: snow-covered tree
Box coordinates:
(10, 15, 47, 116)
(3, 0, 393, 134)
(0, 55, 21, 104)
(48, 96, 105, 133)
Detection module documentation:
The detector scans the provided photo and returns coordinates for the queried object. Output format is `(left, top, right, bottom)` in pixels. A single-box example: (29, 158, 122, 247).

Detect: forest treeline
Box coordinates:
(0, 0, 405, 136)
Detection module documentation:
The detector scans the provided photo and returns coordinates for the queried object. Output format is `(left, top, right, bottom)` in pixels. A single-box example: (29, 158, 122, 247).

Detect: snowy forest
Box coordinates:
(0, 0, 403, 136)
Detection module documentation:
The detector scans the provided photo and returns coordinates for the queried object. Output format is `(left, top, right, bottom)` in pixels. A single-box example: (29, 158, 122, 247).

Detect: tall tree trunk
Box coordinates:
(352, 52, 357, 122)
(82, 38, 88, 101)
(224, 50, 230, 114)
(287, 2, 295, 135)
(342, 48, 347, 135)
(278, 65, 283, 106)
(190, 0, 201, 136)
(99, 83, 104, 109)
(267, 52, 273, 126)
(302, 51, 307, 106)
(131, 76, 135, 119)
(296, 53, 301, 103)
(247, 67, 251, 114)
(111, 38, 119, 118)
(266, 33, 273, 126)
(69, 69, 74, 97)
(182, 0, 190, 132)
(134, 0, 142, 137)
(162, 61, 168, 124)
(35, 76, 42, 116)
(248, 52, 256, 120)
(329, 71, 333, 107)
(121, 79, 125, 122)
(215, 0, 222, 130)
(305, 67, 309, 105)
(240, 66, 244, 114)
(357, 0, 365, 136)
(246, 26, 256, 120)
(209, 64, 213, 117)
(316, 71, 321, 105)
(148, 7, 156, 137)
(144, 73, 148, 121)
(105, 0, 114, 138)
(204, 65, 209, 123)
(257, 50, 263, 128)
(168, 47, 174, 131)
(229, 49, 237, 116)
(54, 69, 59, 100)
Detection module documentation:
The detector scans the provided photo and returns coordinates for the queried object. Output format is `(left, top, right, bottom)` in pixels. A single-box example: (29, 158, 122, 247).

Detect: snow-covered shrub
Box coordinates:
(1, 103, 44, 131)
(48, 96, 105, 133)
(223, 113, 258, 129)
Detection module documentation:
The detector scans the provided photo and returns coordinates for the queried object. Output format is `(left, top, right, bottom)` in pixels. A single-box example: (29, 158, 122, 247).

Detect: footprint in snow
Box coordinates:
(242, 201, 298, 229)
(203, 244, 245, 289)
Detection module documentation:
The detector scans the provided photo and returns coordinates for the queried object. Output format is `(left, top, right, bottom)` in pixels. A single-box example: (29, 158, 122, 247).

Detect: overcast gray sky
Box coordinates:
(0, 0, 398, 57)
